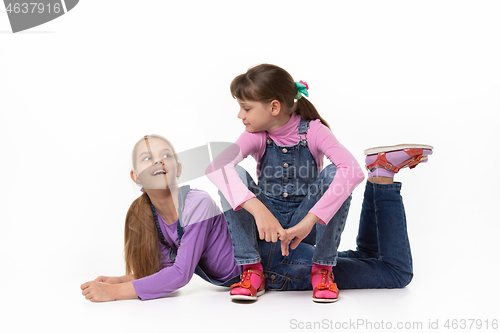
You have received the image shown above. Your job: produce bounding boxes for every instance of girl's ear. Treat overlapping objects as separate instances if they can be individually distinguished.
[176,163,182,178]
[269,100,282,116]
[130,170,141,184]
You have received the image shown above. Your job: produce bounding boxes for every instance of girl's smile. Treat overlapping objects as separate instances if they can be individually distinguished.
[151,165,167,176]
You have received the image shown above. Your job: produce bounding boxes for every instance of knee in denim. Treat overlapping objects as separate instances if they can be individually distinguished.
[318,164,337,183]
[234,165,253,186]
[393,270,413,288]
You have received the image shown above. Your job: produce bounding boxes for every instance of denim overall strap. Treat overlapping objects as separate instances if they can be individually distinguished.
[150,185,191,260]
[151,204,169,248]
[298,119,310,134]
[297,119,310,147]
[175,184,191,245]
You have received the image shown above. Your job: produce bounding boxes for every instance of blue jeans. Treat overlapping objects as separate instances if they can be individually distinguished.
[334,181,413,289]
[221,177,413,290]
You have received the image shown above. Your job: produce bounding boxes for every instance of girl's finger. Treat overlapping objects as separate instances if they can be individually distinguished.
[290,237,302,250]
[271,231,278,243]
[281,241,289,256]
[258,229,264,240]
[82,284,93,296]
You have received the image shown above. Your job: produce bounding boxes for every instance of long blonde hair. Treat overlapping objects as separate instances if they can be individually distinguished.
[124,193,160,278]
[124,135,179,279]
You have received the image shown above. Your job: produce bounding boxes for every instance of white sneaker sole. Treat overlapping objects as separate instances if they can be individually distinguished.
[364,144,433,156]
[312,296,339,303]
[230,289,265,301]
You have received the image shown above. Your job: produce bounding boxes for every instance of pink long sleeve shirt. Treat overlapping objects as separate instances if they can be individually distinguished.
[207,113,365,225]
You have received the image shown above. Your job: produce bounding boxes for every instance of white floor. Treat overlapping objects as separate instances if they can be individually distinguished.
[12,267,498,333]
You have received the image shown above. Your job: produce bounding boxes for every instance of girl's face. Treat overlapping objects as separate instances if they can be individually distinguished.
[236,98,274,133]
[131,138,181,190]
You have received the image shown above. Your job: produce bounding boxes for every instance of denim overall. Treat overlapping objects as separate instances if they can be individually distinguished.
[151,185,240,287]
[220,120,352,291]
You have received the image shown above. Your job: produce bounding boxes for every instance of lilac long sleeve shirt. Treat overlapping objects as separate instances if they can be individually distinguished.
[131,189,241,300]
[207,113,365,225]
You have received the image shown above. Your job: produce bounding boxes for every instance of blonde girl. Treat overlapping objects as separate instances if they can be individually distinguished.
[81,135,241,302]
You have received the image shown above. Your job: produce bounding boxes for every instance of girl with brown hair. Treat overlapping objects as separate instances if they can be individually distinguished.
[207,64,432,302]
[81,135,241,302]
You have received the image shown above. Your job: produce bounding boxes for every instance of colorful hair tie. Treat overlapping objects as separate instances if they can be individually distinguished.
[295,80,309,99]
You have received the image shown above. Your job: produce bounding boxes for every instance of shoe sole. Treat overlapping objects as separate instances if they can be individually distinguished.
[364,144,434,156]
[230,289,265,301]
[312,296,339,303]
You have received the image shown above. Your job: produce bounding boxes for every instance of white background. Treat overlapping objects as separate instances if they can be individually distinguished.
[1,1,499,332]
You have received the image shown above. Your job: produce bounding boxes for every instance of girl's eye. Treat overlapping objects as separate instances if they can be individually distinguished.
[244,108,250,112]
[163,153,172,158]
[142,156,151,161]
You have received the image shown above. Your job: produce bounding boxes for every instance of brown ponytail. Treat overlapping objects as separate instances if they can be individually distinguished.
[295,97,330,129]
[124,192,162,279]
[230,63,330,129]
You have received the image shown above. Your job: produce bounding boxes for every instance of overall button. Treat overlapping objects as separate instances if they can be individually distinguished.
[283,178,289,182]
[283,192,289,198]
[282,148,288,153]
[301,140,307,147]
[283,163,289,168]
[267,138,272,145]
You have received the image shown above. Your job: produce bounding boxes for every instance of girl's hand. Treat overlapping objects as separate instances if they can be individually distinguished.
[241,198,287,243]
[254,208,287,243]
[284,213,319,251]
[80,281,138,302]
[253,208,292,257]
[81,281,118,302]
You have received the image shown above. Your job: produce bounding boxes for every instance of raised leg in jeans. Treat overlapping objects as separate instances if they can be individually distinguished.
[334,181,413,289]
